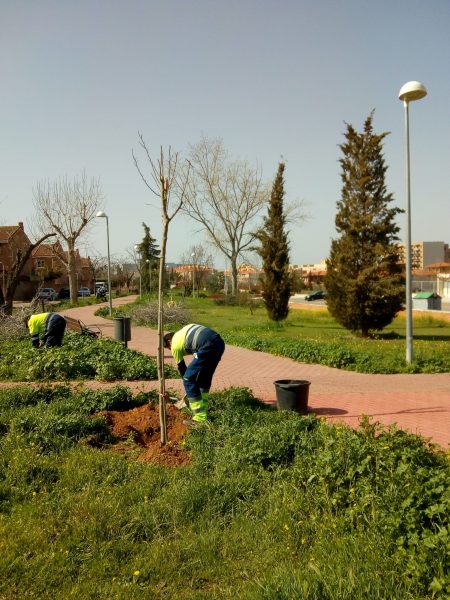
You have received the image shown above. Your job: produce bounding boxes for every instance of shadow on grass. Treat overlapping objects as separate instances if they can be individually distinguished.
[377,331,450,342]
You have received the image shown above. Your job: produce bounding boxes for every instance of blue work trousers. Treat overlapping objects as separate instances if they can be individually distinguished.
[183,336,225,399]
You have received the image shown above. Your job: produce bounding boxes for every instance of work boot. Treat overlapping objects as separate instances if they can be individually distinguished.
[188,396,207,423]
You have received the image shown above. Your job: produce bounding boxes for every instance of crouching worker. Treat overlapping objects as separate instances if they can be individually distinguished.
[163,324,225,425]
[26,312,67,348]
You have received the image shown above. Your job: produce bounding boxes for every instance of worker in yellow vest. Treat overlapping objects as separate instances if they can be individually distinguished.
[26,313,67,348]
[163,324,225,426]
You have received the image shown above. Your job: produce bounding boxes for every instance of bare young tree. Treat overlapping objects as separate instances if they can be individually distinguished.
[33,172,103,304]
[133,133,190,444]
[185,137,269,295]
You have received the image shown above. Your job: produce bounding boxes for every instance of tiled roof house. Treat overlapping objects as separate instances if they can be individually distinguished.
[0,222,34,300]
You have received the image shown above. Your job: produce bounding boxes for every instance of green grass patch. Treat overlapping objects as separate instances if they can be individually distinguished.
[0,385,448,598]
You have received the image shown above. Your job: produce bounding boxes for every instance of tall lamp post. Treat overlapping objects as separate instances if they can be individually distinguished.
[96,211,113,315]
[191,252,195,298]
[146,259,151,295]
[398,81,427,364]
[134,245,142,296]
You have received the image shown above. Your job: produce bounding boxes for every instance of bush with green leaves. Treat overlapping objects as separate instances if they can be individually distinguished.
[223,330,450,373]
[0,384,449,598]
[0,332,178,381]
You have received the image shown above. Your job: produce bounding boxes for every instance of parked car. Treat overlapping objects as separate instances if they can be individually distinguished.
[77,287,91,297]
[58,288,70,300]
[305,290,327,301]
[37,287,58,301]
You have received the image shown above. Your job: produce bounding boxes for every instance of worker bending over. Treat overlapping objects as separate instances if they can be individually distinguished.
[27,312,67,348]
[164,324,225,424]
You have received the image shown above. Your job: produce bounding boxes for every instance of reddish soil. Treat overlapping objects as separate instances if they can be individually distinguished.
[99,403,191,467]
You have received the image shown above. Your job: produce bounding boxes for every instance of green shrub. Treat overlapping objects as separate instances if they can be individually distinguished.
[0,334,178,381]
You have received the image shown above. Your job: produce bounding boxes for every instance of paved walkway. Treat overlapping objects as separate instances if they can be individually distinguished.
[60,297,450,449]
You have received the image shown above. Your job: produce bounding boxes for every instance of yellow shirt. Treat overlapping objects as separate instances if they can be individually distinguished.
[171,324,194,364]
[28,313,49,336]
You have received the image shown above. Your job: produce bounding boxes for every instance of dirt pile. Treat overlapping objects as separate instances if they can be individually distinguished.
[99,403,191,466]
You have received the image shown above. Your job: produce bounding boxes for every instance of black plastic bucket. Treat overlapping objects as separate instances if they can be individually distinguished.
[274,379,310,414]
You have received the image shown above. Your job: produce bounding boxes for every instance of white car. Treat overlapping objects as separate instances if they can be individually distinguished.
[77,287,91,297]
[37,287,58,301]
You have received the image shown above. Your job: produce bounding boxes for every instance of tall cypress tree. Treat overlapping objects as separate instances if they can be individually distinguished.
[325,113,404,337]
[256,162,291,322]
[136,223,160,292]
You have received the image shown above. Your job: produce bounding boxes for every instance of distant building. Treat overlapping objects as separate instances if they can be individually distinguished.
[0,221,94,300]
[397,241,450,269]
[289,261,327,287]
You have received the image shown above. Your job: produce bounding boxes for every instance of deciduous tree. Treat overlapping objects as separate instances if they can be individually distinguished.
[133,134,190,443]
[185,137,269,296]
[33,172,103,304]
[0,232,57,314]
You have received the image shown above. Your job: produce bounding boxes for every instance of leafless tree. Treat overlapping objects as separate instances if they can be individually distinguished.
[0,232,57,315]
[180,243,214,294]
[88,255,108,287]
[133,133,191,444]
[33,172,103,304]
[184,137,270,295]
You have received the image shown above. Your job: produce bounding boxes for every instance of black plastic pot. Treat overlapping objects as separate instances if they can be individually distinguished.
[274,379,310,414]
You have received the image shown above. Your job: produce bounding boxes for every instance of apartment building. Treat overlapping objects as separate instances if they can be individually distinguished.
[397,241,450,269]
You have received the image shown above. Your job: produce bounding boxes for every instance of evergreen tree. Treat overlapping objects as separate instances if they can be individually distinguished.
[256,162,291,322]
[136,223,160,293]
[325,113,404,337]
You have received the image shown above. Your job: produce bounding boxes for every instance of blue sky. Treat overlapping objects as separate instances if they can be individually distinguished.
[1,0,449,267]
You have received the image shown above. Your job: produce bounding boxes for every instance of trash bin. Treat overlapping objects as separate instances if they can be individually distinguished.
[274,379,310,414]
[114,316,131,347]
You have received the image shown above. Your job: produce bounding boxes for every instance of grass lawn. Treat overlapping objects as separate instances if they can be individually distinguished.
[1,301,449,598]
[0,384,449,599]
[119,296,450,374]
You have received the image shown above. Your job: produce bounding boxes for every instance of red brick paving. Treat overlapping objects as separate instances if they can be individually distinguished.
[60,297,450,449]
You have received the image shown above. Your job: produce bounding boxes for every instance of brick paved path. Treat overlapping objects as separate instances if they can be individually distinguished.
[61,297,450,449]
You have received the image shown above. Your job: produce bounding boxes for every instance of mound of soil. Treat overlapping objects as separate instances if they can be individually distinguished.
[99,403,191,467]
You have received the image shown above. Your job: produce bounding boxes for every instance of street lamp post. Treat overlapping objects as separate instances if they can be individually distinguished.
[96,211,113,315]
[134,245,142,297]
[191,253,195,298]
[398,81,427,364]
[146,259,151,295]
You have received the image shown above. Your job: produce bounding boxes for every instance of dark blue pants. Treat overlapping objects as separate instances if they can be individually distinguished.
[183,336,225,398]
[44,314,67,347]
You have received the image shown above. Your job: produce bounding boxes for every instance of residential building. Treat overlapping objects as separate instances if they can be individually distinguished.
[397,241,450,269]
[289,261,327,288]
[0,222,34,300]
[0,222,94,300]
